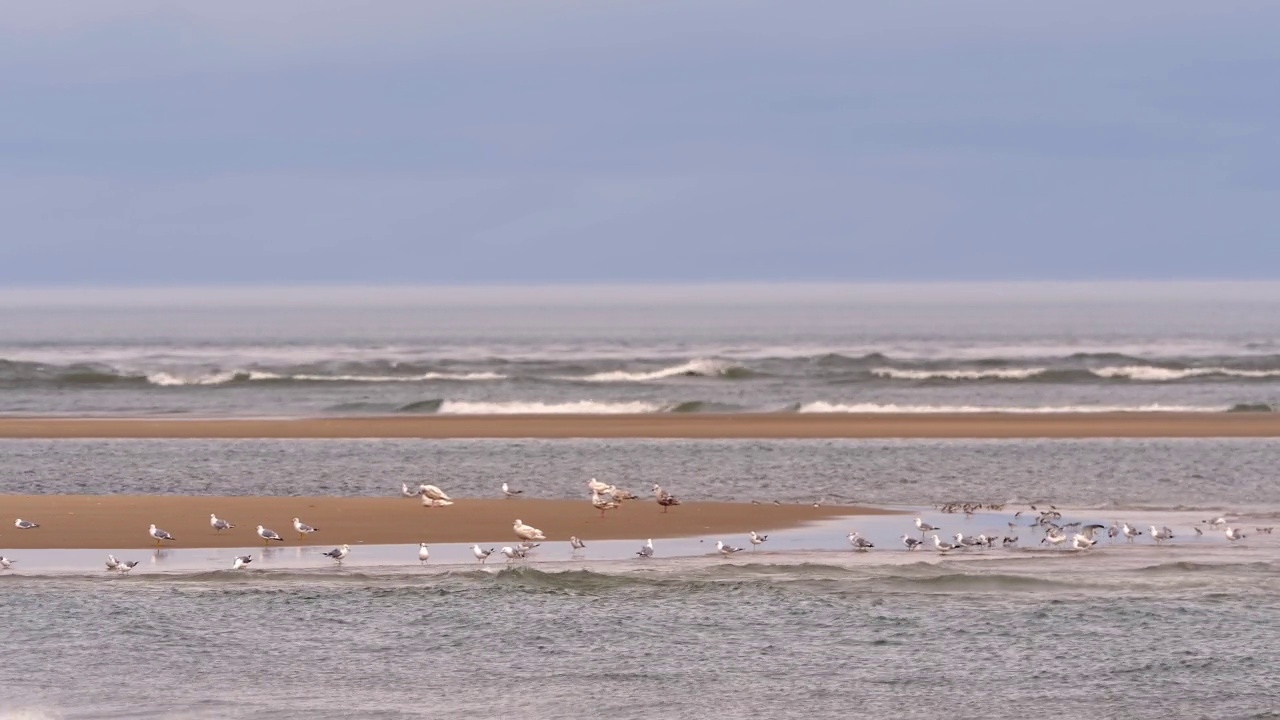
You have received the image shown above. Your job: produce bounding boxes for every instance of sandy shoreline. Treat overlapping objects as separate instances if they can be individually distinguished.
[1,413,1279,439]
[0,495,885,550]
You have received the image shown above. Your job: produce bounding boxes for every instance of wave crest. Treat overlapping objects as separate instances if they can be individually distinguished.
[576,358,746,382]
[796,402,1226,413]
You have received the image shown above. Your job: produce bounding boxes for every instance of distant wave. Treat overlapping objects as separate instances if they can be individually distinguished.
[146,370,506,386]
[436,400,664,414]
[574,358,749,382]
[872,367,1049,381]
[796,402,1229,414]
[1089,366,1280,381]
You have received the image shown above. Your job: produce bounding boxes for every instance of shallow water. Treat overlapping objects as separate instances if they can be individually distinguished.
[2,437,1280,718]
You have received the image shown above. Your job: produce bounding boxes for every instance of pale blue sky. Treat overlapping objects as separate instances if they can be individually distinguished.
[2,1,1277,284]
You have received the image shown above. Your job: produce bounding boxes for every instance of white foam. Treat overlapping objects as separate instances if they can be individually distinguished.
[436,400,663,414]
[1090,366,1280,381]
[576,358,739,382]
[144,370,504,386]
[797,402,1226,414]
[872,367,1048,380]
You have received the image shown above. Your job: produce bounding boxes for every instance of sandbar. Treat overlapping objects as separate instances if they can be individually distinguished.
[0,413,1279,439]
[0,495,887,550]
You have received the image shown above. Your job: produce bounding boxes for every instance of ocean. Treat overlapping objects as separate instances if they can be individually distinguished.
[2,437,1279,718]
[3,284,1280,718]
[3,282,1280,417]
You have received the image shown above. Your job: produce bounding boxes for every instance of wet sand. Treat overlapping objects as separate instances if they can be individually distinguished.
[1,413,1279,438]
[0,495,888,550]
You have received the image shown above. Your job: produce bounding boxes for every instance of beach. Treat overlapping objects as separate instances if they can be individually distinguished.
[2,412,1280,439]
[0,495,880,549]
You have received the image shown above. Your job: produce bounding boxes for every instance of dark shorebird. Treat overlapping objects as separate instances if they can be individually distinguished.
[653,484,681,513]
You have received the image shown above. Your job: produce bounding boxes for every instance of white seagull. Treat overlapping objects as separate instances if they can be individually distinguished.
[570,536,586,553]
[1225,527,1247,542]
[0,556,13,570]
[932,535,956,552]
[1121,523,1142,543]
[418,543,430,564]
[105,554,121,571]
[400,483,419,498]
[421,495,454,508]
[915,517,939,534]
[1150,526,1175,545]
[1071,533,1096,550]
[636,538,654,558]
[292,517,318,540]
[419,484,451,502]
[232,555,253,570]
[321,544,350,563]
[1042,529,1067,548]
[14,519,39,530]
[513,519,547,542]
[901,534,923,551]
[210,514,234,532]
[148,524,176,546]
[472,545,494,563]
[118,560,139,574]
[749,531,769,549]
[591,491,619,517]
[500,546,522,562]
[256,525,284,545]
[716,540,743,557]
[587,477,611,494]
[848,532,875,551]
[502,482,523,497]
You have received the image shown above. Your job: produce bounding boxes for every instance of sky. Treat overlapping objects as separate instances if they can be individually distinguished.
[2,1,1278,285]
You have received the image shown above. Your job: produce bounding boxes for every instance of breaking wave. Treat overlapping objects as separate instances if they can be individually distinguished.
[796,402,1229,414]
[575,358,749,382]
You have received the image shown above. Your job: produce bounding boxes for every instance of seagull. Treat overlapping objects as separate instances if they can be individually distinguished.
[587,477,611,494]
[1206,516,1228,528]
[915,517,939,534]
[292,518,318,540]
[513,519,547,542]
[0,557,13,570]
[901,534,923,551]
[954,533,981,549]
[607,486,639,502]
[118,560,139,574]
[232,555,253,570]
[749,531,769,549]
[148,524,176,546]
[1225,527,1246,542]
[1080,524,1106,541]
[500,546,522,562]
[472,545,494,564]
[256,525,284,545]
[105,554,121,571]
[1002,535,1019,547]
[1071,533,1096,550]
[637,538,654,558]
[421,495,455,508]
[653,484,681,513]
[932,535,956,552]
[1041,529,1067,548]
[418,543,430,564]
[1150,526,1175,545]
[518,541,540,555]
[716,540,743,557]
[848,532,875,551]
[501,482,523,498]
[570,536,586,553]
[591,491,620,517]
[210,514,234,532]
[419,484,452,503]
[400,483,419,498]
[1121,523,1142,543]
[14,519,39,530]
[321,544,350,563]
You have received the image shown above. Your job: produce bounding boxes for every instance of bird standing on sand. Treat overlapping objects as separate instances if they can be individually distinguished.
[716,540,743,557]
[256,525,284,545]
[914,517,938,534]
[105,554,121,571]
[14,519,39,530]
[513,519,547,542]
[636,538,655,558]
[418,543,430,564]
[1121,523,1142,543]
[118,560,139,573]
[148,524,176,546]
[472,545,494,564]
[1071,534,1096,550]
[420,484,451,503]
[749,531,768,550]
[932,535,956,552]
[901,535,923,551]
[0,557,13,570]
[848,532,875,551]
[570,536,586,554]
[502,482,523,498]
[591,491,619,518]
[1225,527,1246,542]
[1150,526,1175,545]
[653,484,681,513]
[232,555,253,570]
[292,517,318,540]
[210,514,234,532]
[321,544,350,563]
[500,546,523,563]
[587,478,611,494]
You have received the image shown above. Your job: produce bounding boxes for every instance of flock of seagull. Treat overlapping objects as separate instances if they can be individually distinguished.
[3,486,1273,573]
